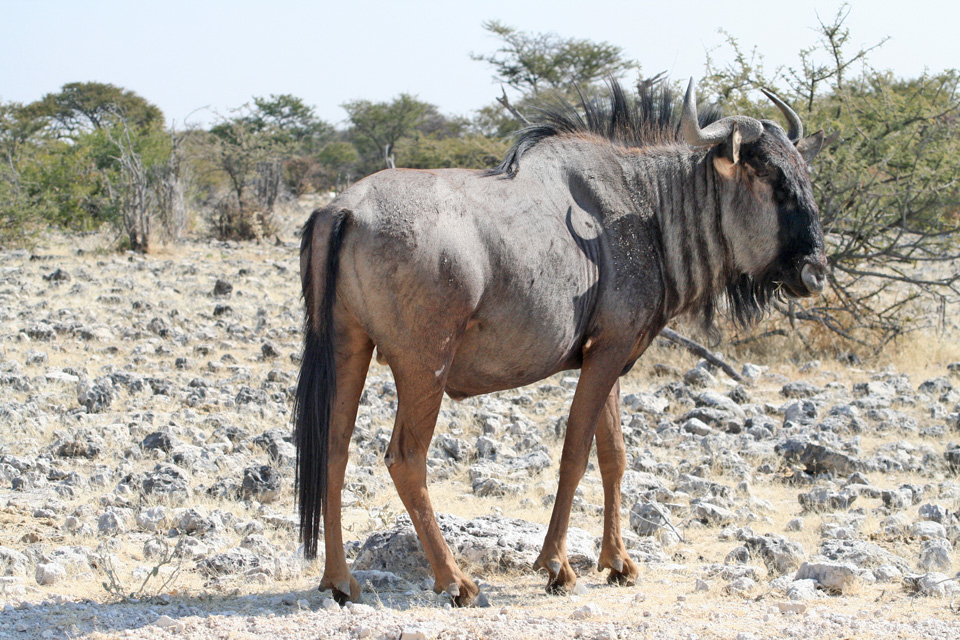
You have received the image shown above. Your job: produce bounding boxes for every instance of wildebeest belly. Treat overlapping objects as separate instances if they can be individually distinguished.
[442,280,594,398]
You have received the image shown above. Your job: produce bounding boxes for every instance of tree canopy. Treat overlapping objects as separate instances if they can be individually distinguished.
[22,81,164,140]
[471,20,637,96]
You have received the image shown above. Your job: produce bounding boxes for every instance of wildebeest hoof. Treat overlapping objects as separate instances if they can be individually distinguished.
[607,568,635,586]
[327,576,361,605]
[538,558,577,595]
[435,577,479,607]
[602,555,639,587]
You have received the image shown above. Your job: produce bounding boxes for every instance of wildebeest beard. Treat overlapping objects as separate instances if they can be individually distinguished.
[724,268,784,329]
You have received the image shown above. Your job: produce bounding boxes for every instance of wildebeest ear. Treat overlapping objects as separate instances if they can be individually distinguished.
[796,130,825,164]
[713,123,742,179]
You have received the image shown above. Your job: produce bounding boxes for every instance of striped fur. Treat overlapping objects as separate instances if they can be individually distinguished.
[494,80,821,333]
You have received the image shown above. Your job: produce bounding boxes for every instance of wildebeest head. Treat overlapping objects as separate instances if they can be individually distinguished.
[681,80,828,322]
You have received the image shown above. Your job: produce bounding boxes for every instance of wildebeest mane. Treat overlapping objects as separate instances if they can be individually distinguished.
[490,79,724,177]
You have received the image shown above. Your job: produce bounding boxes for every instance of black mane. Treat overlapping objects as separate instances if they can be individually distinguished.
[490,79,724,177]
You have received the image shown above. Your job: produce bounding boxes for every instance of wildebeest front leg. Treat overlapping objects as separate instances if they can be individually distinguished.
[594,379,640,585]
[385,363,480,606]
[535,350,625,594]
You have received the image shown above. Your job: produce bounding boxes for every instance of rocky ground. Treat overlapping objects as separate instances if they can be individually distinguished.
[1,214,960,639]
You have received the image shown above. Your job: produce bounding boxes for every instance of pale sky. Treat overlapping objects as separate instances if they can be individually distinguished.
[1,0,955,127]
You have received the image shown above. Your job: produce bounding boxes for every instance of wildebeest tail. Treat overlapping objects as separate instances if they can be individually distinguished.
[294,208,348,560]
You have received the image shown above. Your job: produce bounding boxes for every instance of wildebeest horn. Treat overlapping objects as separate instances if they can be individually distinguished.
[681,78,763,147]
[759,88,802,142]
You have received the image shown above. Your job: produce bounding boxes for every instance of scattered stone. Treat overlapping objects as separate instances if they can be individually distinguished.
[919,377,952,395]
[741,363,767,380]
[213,279,233,296]
[873,564,902,583]
[142,464,192,502]
[795,443,863,476]
[918,539,953,572]
[78,381,113,413]
[723,577,756,595]
[198,547,262,577]
[154,615,185,631]
[236,386,268,405]
[622,392,669,415]
[785,518,804,532]
[781,381,822,399]
[692,502,736,526]
[320,597,340,611]
[141,431,179,453]
[819,538,911,573]
[798,486,857,513]
[906,572,960,597]
[27,322,56,341]
[55,433,103,459]
[352,569,414,592]
[400,626,436,640]
[629,501,670,536]
[684,367,717,389]
[777,601,807,614]
[743,534,805,576]
[682,417,714,436]
[136,506,169,532]
[911,520,948,540]
[97,510,126,535]
[472,477,521,497]
[240,465,282,504]
[917,503,951,524]
[571,603,602,619]
[881,488,913,510]
[261,341,280,359]
[147,317,170,337]
[783,400,818,425]
[174,507,214,535]
[35,562,66,585]
[43,268,71,283]
[239,533,276,558]
[795,561,859,593]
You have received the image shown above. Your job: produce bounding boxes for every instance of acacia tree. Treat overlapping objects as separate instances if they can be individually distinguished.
[207,107,277,239]
[1,84,176,242]
[341,94,431,172]
[472,20,637,97]
[249,94,334,196]
[471,21,639,139]
[23,82,163,141]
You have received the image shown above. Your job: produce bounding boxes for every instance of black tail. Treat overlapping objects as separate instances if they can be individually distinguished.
[294,208,348,560]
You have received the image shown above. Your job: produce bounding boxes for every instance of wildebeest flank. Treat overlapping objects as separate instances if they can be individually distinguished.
[295,79,828,605]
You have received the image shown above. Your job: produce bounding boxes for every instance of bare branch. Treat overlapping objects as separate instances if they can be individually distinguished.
[659,328,743,383]
[496,86,531,125]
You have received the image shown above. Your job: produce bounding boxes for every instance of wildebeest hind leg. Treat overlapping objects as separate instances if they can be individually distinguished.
[535,350,626,594]
[384,361,480,607]
[319,323,373,604]
[594,380,640,585]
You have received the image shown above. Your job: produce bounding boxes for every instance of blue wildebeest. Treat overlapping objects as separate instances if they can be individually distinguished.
[295,79,827,605]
